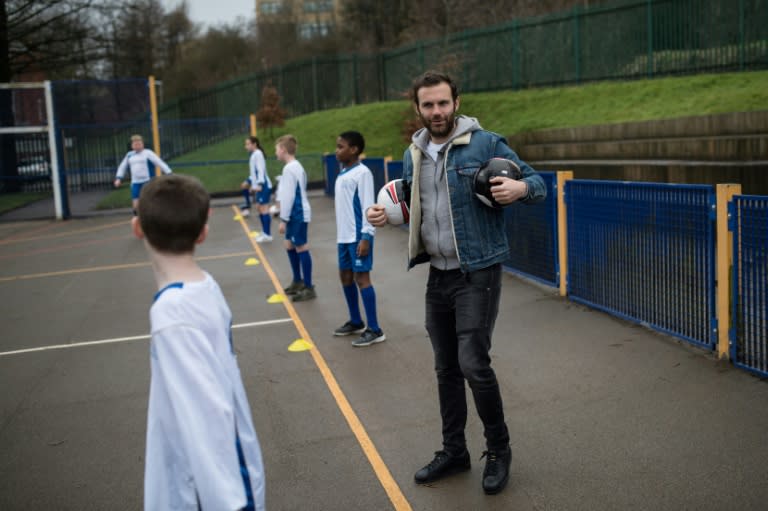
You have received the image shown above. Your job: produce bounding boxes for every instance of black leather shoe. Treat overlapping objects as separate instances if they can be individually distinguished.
[414,449,471,484]
[481,446,512,495]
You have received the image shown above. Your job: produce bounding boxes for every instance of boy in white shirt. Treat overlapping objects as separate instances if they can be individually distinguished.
[332,131,385,347]
[132,174,265,511]
[114,134,173,215]
[275,134,316,302]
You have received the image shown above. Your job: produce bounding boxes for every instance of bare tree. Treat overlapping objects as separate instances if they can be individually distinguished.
[341,0,413,50]
[4,0,99,78]
[1,0,103,191]
[164,21,256,98]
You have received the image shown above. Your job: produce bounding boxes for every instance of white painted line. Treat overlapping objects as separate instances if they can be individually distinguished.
[0,318,293,357]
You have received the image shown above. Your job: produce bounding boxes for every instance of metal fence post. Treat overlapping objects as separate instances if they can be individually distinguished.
[573,5,581,84]
[739,0,745,71]
[646,0,654,78]
[312,57,319,112]
[557,171,574,297]
[149,75,161,165]
[716,183,741,359]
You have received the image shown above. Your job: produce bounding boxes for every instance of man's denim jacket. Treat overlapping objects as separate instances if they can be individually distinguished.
[403,129,547,272]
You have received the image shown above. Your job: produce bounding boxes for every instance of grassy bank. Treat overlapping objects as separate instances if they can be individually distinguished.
[2,70,766,213]
[90,69,768,210]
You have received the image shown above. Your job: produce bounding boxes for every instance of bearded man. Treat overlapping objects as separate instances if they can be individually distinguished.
[367,70,546,495]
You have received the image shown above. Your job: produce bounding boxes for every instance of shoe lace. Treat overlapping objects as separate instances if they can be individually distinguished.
[480,451,500,475]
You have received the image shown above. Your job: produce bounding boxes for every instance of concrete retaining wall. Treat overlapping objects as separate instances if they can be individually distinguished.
[508,111,768,194]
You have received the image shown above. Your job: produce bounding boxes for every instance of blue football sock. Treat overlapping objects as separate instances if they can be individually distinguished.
[360,286,380,332]
[287,249,301,282]
[299,251,313,288]
[242,189,251,208]
[260,214,271,235]
[343,284,363,325]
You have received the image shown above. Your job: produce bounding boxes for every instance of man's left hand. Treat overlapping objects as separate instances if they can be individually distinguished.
[490,176,528,205]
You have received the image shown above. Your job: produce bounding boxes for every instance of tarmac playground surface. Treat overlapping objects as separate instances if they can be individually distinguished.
[1,192,768,510]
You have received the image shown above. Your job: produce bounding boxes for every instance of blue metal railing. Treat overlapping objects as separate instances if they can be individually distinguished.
[503,171,559,286]
[566,180,717,348]
[730,195,768,377]
[322,155,388,198]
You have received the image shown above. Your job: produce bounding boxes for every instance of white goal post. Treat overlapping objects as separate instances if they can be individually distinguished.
[0,81,68,219]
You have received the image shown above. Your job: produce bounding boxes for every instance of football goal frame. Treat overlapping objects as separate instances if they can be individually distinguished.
[0,81,68,219]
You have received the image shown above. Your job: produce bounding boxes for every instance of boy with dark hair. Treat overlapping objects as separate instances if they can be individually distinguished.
[333,131,385,347]
[275,134,316,302]
[133,174,266,511]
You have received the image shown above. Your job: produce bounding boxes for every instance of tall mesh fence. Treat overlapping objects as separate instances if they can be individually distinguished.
[53,79,151,192]
[162,0,768,119]
[731,195,768,377]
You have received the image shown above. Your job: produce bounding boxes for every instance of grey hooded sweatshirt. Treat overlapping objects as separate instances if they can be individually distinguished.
[411,115,482,270]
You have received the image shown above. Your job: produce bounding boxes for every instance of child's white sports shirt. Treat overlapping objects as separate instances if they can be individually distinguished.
[145,273,265,511]
[334,162,376,243]
[249,149,271,189]
[115,149,172,184]
[276,159,311,223]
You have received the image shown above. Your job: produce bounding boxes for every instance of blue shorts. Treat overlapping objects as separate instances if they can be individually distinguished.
[131,181,147,200]
[286,221,308,247]
[245,179,271,205]
[255,184,271,205]
[338,240,374,272]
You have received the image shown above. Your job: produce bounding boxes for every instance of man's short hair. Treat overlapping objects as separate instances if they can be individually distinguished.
[339,131,365,154]
[138,174,210,254]
[411,70,459,105]
[130,134,144,143]
[276,134,298,155]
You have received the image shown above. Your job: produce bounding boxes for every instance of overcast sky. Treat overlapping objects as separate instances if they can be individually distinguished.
[162,0,256,28]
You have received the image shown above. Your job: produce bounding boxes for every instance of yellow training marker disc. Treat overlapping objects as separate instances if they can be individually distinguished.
[233,214,242,221]
[250,231,261,238]
[245,258,260,266]
[288,339,313,352]
[267,293,284,303]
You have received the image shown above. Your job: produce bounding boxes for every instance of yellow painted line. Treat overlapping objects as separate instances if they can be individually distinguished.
[0,251,254,283]
[0,318,293,357]
[232,206,412,511]
[0,219,130,245]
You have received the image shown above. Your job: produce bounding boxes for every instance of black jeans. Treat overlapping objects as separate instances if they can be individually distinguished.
[425,263,509,455]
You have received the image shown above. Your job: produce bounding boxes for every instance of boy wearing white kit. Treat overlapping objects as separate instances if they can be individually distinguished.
[114,134,172,215]
[133,174,265,511]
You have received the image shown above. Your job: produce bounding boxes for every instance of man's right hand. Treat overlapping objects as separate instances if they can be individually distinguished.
[113,178,121,188]
[366,204,388,227]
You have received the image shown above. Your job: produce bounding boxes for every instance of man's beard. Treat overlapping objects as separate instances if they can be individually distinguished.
[419,108,457,139]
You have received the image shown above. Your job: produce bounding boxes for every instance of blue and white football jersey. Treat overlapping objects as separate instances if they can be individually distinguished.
[115,149,172,184]
[249,149,271,189]
[145,273,265,511]
[276,159,311,223]
[334,162,376,243]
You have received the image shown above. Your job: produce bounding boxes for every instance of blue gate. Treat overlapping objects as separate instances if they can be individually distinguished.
[566,181,717,348]
[730,195,768,377]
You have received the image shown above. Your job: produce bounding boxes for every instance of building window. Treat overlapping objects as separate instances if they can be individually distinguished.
[303,0,333,13]
[260,2,282,15]
[298,21,333,39]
